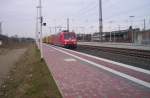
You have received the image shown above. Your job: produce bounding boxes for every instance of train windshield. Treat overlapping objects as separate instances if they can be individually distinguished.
[64,33,76,39]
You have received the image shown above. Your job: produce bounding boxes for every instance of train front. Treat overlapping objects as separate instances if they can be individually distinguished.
[63,32,77,49]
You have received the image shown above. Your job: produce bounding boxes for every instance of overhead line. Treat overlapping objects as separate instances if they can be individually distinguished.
[104,2,150,20]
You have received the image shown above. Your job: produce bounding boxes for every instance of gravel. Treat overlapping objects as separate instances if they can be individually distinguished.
[75,46,150,70]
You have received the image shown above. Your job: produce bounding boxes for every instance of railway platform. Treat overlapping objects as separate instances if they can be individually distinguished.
[43,44,150,98]
[78,42,150,51]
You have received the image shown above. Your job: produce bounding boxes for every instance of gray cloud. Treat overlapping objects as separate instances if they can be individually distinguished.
[0,0,150,38]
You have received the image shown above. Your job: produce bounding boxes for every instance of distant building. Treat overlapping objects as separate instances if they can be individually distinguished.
[92,28,140,43]
[77,34,92,41]
[76,27,150,45]
[92,32,107,41]
[0,34,8,46]
[140,30,150,45]
[130,29,150,45]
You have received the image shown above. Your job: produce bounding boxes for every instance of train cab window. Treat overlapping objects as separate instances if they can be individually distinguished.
[64,33,75,39]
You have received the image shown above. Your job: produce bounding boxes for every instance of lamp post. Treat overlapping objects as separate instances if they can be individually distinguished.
[129,16,135,27]
[109,21,113,42]
[81,27,85,41]
[67,18,69,32]
[0,22,2,34]
[129,16,135,43]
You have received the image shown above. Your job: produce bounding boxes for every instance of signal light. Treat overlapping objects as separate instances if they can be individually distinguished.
[43,23,46,26]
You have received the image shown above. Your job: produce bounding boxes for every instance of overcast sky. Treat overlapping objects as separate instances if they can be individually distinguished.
[0,0,150,38]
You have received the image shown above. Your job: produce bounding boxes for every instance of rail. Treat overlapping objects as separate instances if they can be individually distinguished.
[77,45,150,59]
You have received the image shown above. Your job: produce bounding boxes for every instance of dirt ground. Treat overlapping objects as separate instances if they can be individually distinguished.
[0,48,27,85]
[0,45,62,98]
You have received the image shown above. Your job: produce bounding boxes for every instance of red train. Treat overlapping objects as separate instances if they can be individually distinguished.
[44,30,77,49]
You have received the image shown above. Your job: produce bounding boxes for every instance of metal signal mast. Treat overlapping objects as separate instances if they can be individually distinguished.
[39,0,43,59]
[99,0,103,41]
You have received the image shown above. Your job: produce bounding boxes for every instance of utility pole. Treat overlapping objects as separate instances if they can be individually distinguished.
[99,0,103,41]
[0,22,2,34]
[115,25,120,42]
[67,18,69,32]
[54,26,57,33]
[79,26,85,41]
[143,19,146,31]
[49,27,52,34]
[109,21,112,42]
[39,0,43,59]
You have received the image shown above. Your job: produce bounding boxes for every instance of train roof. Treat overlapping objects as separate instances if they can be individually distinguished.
[60,31,75,34]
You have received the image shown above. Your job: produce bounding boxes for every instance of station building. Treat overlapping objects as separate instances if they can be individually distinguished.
[92,28,150,45]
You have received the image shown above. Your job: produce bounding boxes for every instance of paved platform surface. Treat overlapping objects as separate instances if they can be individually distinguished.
[43,44,150,98]
[78,42,150,51]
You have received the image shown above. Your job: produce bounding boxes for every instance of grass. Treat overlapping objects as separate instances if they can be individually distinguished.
[1,44,62,98]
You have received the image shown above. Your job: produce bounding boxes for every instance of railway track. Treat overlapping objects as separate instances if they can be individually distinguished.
[77,45,150,59]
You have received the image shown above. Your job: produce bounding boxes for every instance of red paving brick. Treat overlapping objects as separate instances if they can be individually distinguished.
[60,47,150,83]
[43,45,150,98]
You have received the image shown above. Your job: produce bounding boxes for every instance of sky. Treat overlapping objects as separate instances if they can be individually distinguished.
[0,0,150,38]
